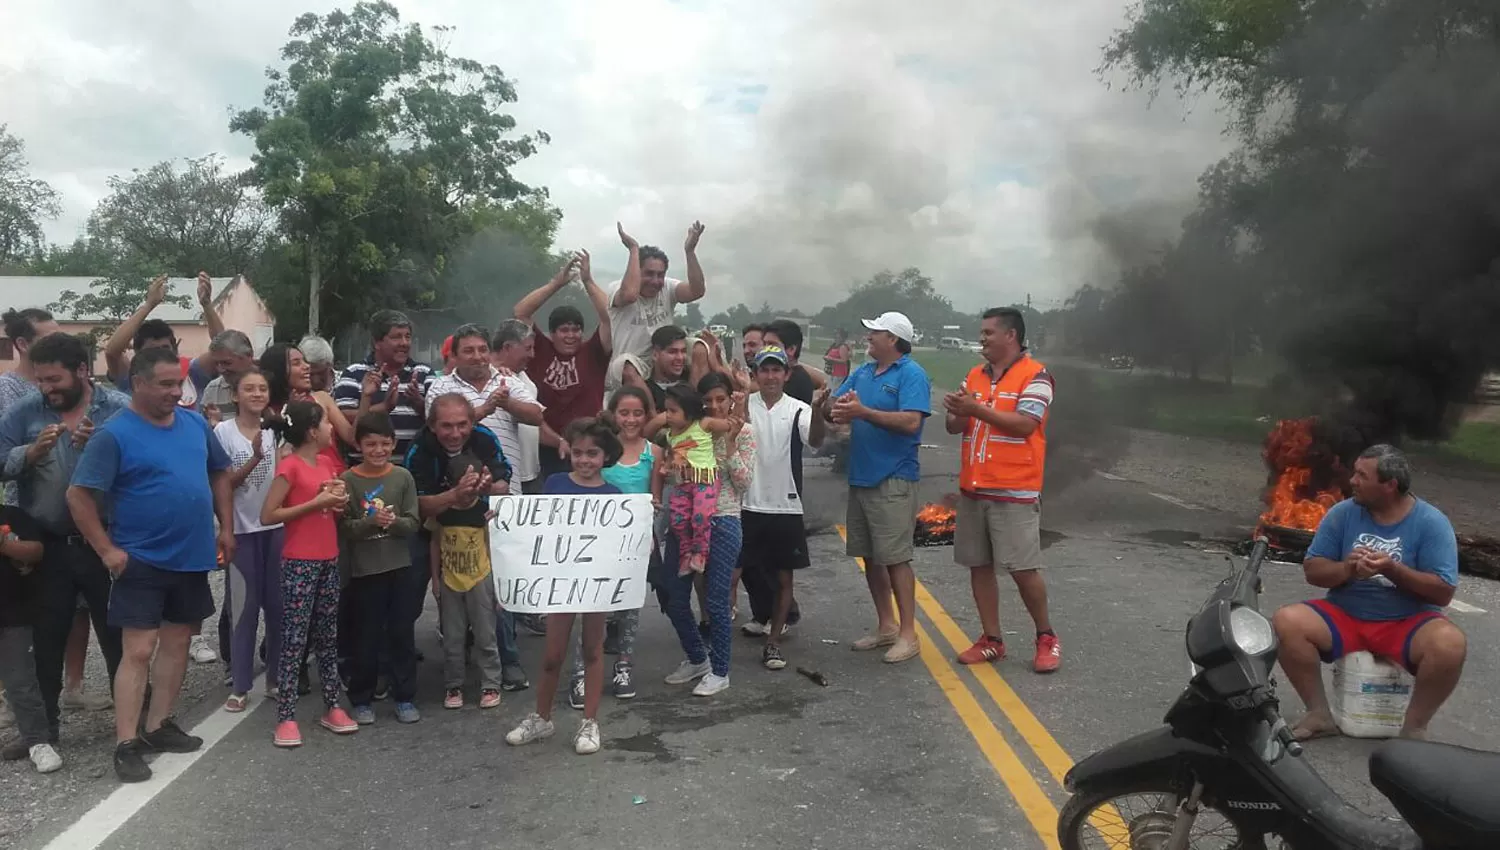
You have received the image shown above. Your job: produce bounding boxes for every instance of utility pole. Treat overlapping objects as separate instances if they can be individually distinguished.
[1026,293,1032,311]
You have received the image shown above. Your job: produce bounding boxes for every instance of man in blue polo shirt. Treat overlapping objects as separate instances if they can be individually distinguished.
[828,311,931,664]
[67,347,235,783]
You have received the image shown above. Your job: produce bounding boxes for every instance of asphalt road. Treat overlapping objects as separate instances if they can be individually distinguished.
[10,418,1500,850]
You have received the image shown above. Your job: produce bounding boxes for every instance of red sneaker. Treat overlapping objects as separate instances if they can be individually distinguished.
[320,707,359,734]
[1033,633,1061,674]
[957,635,1006,665]
[273,720,302,748]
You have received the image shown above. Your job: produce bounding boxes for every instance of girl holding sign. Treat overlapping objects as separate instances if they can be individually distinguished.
[565,387,654,708]
[505,417,623,756]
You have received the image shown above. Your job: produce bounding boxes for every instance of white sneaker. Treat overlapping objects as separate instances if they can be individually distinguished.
[574,718,601,755]
[693,673,730,697]
[505,713,555,746]
[740,621,769,637]
[190,637,218,664]
[29,743,62,774]
[664,659,711,685]
[63,687,113,711]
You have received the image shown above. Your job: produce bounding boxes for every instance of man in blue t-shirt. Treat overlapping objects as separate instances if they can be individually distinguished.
[827,311,931,665]
[1271,444,1466,742]
[66,347,235,784]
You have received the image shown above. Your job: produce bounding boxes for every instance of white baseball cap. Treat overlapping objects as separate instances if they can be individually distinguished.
[861,311,915,343]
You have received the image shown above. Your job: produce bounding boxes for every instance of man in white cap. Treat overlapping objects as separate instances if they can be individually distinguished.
[826,311,931,664]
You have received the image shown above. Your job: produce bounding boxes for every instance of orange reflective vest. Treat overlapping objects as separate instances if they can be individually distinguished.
[959,355,1048,496]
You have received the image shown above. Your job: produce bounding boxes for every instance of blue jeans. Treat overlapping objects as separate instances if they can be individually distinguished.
[665,516,740,677]
[496,608,521,667]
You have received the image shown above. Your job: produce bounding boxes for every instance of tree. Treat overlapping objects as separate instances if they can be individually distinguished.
[0,126,60,269]
[43,155,271,339]
[89,155,272,276]
[680,302,705,329]
[231,1,555,338]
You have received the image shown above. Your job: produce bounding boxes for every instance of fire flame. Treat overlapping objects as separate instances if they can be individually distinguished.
[916,503,956,537]
[1258,418,1346,532]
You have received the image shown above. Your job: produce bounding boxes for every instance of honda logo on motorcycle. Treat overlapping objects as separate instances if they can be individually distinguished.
[1226,800,1282,811]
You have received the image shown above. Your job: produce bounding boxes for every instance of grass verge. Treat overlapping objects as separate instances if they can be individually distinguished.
[906,349,1500,469]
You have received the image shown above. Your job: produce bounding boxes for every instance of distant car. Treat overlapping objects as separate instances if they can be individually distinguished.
[708,324,729,337]
[962,341,982,354]
[939,336,966,350]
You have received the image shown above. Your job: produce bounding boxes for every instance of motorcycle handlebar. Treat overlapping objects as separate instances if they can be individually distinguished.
[1260,702,1304,758]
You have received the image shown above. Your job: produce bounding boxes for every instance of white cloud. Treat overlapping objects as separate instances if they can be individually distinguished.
[0,0,1237,315]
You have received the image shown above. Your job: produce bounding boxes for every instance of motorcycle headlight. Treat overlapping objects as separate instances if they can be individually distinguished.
[1229,606,1275,656]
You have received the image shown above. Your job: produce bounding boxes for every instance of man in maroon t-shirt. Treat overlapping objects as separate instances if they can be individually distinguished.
[514,246,636,479]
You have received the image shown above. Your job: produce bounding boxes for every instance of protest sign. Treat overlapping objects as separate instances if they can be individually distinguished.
[488,493,654,614]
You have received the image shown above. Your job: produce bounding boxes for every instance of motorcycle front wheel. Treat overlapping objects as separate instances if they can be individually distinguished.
[1058,783,1285,850]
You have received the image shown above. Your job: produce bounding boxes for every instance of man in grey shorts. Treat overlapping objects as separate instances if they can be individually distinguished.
[943,307,1060,673]
[828,311,932,664]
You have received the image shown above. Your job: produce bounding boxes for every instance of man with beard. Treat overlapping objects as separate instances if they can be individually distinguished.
[608,222,706,361]
[0,309,59,414]
[68,346,234,782]
[515,235,634,479]
[333,310,436,464]
[0,332,129,756]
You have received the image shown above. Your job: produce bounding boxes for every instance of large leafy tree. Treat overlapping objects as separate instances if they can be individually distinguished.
[230,1,556,338]
[1095,0,1500,438]
[45,155,270,335]
[0,126,61,269]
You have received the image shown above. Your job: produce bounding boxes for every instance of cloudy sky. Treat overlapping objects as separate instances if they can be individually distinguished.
[1,0,1235,315]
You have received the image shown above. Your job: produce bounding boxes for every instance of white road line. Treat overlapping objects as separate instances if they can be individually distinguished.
[1449,599,1488,614]
[1095,470,1128,482]
[45,672,266,850]
[1148,492,1202,511]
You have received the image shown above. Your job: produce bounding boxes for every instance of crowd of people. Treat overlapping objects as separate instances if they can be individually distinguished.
[0,221,1074,782]
[0,217,1468,794]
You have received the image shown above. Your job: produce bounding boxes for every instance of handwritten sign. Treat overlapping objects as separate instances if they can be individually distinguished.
[488,493,654,613]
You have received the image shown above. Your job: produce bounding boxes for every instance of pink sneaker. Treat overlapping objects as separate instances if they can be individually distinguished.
[320,707,359,734]
[444,688,464,710]
[273,720,302,748]
[479,689,502,709]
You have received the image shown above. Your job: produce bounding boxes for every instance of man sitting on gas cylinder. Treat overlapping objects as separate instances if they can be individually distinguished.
[1271,444,1466,741]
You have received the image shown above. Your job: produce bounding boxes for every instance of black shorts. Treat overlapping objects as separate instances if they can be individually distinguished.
[108,558,215,630]
[739,511,810,572]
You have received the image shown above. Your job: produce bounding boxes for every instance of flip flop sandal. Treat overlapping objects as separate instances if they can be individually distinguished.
[224,694,249,713]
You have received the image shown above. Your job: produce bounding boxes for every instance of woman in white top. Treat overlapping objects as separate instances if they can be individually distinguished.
[662,372,754,697]
[213,368,284,711]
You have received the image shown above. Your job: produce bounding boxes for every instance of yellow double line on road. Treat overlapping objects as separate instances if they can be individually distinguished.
[836,526,1079,850]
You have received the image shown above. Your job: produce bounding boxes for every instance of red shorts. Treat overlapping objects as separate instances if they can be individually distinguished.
[1304,599,1443,672]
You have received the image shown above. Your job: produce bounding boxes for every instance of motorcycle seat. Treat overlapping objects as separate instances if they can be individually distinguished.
[1370,739,1500,847]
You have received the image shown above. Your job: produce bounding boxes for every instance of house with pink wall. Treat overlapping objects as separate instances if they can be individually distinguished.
[0,275,276,375]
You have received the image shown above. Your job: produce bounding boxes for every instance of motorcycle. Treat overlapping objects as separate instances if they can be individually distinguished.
[1057,537,1500,849]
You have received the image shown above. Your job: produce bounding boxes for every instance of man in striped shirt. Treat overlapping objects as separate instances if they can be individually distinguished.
[424,323,544,485]
[943,307,1060,673]
[333,310,436,465]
